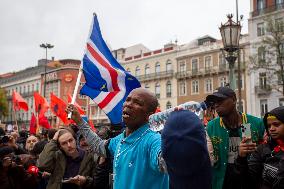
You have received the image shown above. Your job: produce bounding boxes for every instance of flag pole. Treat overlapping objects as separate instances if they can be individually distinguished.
[12,108,18,130]
[68,63,83,119]
[36,112,40,135]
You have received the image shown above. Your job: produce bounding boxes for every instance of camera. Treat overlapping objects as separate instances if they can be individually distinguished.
[0,135,9,144]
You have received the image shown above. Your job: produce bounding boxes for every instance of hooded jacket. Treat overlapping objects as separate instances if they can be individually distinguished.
[162,110,212,189]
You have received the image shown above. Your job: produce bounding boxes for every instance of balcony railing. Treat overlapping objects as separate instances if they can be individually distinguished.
[255,85,272,96]
[136,70,174,81]
[252,3,284,17]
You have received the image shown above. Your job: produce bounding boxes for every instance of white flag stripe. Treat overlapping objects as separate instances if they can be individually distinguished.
[86,48,113,91]
[88,40,127,83]
[92,91,109,104]
[103,91,125,113]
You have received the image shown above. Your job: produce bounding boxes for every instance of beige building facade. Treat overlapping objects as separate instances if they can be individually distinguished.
[120,43,179,111]
[176,35,250,112]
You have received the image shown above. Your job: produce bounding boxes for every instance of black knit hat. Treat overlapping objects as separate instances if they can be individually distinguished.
[263,106,284,133]
[161,110,212,189]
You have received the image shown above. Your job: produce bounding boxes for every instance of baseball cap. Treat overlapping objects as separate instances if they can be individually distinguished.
[206,87,236,103]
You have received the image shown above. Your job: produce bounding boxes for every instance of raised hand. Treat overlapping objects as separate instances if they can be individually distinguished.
[66,104,83,125]
[239,137,257,157]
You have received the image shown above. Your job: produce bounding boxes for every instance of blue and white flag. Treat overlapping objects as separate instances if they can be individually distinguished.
[80,14,141,124]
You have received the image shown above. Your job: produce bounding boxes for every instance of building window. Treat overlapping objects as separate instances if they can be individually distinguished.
[258,46,266,64]
[220,77,227,87]
[205,56,212,71]
[259,73,267,88]
[166,81,172,97]
[19,86,22,93]
[257,0,265,10]
[36,83,39,91]
[279,98,284,106]
[166,101,172,109]
[192,80,199,94]
[155,62,160,73]
[79,94,87,99]
[135,66,140,76]
[260,99,268,117]
[27,85,30,93]
[166,60,172,72]
[179,61,186,72]
[275,18,284,32]
[276,0,284,6]
[219,53,227,71]
[205,79,213,93]
[179,81,186,96]
[145,64,150,75]
[144,83,150,89]
[236,76,243,89]
[155,83,160,99]
[90,105,97,116]
[192,58,198,72]
[257,23,265,36]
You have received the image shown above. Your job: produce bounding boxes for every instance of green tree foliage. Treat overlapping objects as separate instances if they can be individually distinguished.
[249,17,284,95]
[0,87,8,119]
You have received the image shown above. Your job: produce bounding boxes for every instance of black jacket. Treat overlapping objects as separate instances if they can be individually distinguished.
[236,139,284,189]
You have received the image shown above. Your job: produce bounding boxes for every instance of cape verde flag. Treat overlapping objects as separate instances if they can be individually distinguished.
[80,14,141,124]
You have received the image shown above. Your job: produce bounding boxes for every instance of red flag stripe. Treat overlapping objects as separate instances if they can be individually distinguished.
[87,43,120,91]
[98,91,119,109]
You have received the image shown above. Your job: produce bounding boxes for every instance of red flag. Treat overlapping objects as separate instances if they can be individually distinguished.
[50,93,69,125]
[12,91,28,111]
[29,113,37,134]
[88,120,97,132]
[34,92,49,117]
[67,94,85,115]
[38,115,51,129]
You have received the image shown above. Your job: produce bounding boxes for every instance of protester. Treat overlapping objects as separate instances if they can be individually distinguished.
[206,86,265,189]
[38,127,97,189]
[0,129,27,155]
[78,135,90,152]
[40,128,49,141]
[67,88,169,189]
[25,135,39,153]
[162,110,212,189]
[17,130,29,149]
[0,146,37,189]
[10,131,19,142]
[236,106,284,189]
[47,128,57,141]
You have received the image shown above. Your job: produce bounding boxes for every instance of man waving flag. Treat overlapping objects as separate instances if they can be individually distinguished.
[80,14,141,124]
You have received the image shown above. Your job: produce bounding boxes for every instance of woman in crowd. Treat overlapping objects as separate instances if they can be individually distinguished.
[236,106,284,189]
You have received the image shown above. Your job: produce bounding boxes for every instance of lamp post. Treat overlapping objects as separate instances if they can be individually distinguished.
[40,43,54,97]
[219,14,241,90]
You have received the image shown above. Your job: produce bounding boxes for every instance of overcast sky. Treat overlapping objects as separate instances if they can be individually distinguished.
[0,0,250,74]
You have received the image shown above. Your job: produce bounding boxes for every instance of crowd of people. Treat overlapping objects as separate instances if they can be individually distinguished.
[1,86,284,189]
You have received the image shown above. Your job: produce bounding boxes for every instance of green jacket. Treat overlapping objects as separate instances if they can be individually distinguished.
[38,140,98,189]
[206,113,265,189]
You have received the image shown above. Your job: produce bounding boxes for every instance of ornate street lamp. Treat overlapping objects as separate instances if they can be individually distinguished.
[219,14,241,90]
[40,43,54,97]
